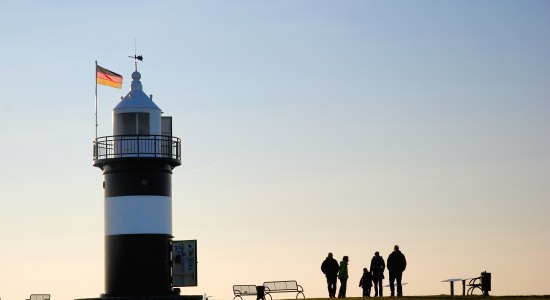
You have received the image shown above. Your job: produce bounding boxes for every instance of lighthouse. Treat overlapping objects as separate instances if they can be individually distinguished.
[92,68,182,298]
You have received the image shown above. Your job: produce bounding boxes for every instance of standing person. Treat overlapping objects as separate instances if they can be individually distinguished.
[387,245,407,297]
[370,251,385,297]
[321,252,340,298]
[359,267,373,297]
[337,256,349,298]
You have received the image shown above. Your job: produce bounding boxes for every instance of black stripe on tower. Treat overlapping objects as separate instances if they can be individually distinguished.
[105,234,172,297]
[103,161,173,197]
[102,159,174,297]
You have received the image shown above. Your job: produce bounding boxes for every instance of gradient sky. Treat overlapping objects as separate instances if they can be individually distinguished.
[1,1,549,299]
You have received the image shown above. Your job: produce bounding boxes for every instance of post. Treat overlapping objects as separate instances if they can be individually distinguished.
[95,60,98,140]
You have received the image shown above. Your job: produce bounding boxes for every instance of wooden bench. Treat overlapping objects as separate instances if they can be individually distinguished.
[26,295,50,300]
[233,285,258,300]
[442,271,491,296]
[263,280,305,300]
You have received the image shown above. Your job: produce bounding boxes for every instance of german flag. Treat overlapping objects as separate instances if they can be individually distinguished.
[97,65,123,89]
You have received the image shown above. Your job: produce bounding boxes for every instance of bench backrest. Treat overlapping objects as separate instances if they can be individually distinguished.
[233,285,257,295]
[264,281,298,291]
[29,295,50,300]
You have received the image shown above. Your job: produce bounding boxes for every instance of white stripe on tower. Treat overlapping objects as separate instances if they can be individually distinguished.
[105,195,172,235]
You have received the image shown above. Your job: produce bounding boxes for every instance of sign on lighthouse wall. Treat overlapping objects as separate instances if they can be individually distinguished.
[172,240,198,287]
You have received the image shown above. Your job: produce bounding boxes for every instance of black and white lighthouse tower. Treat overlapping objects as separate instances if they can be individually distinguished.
[92,67,182,298]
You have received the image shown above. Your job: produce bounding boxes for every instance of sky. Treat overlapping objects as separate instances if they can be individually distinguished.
[0,0,549,299]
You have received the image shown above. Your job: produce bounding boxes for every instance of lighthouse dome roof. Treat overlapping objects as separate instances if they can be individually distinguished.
[114,71,160,111]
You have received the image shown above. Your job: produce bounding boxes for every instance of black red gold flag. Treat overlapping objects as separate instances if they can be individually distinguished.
[96,65,123,88]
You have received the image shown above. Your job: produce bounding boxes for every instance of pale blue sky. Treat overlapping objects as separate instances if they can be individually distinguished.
[0,1,549,299]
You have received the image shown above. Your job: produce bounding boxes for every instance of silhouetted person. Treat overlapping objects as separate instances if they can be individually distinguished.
[337,256,349,298]
[321,252,340,298]
[359,267,373,297]
[370,251,385,297]
[387,245,407,297]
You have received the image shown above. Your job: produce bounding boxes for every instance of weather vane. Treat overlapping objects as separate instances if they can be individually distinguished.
[128,38,143,71]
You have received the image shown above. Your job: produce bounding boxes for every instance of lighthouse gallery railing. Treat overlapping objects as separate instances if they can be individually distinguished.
[93,135,181,161]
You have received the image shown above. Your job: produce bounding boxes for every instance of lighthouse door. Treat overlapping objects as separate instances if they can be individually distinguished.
[161,117,172,157]
[161,116,172,136]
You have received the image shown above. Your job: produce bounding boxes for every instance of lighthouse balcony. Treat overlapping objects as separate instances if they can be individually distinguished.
[93,135,181,167]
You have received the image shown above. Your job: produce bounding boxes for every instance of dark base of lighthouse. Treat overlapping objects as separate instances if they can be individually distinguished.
[105,234,172,296]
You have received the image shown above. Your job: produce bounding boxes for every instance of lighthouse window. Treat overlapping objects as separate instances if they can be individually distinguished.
[137,113,150,135]
[117,113,150,135]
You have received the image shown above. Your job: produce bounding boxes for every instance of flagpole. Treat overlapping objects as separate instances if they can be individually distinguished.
[95,60,98,140]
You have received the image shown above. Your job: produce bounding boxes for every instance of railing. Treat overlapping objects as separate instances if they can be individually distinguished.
[93,135,181,162]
